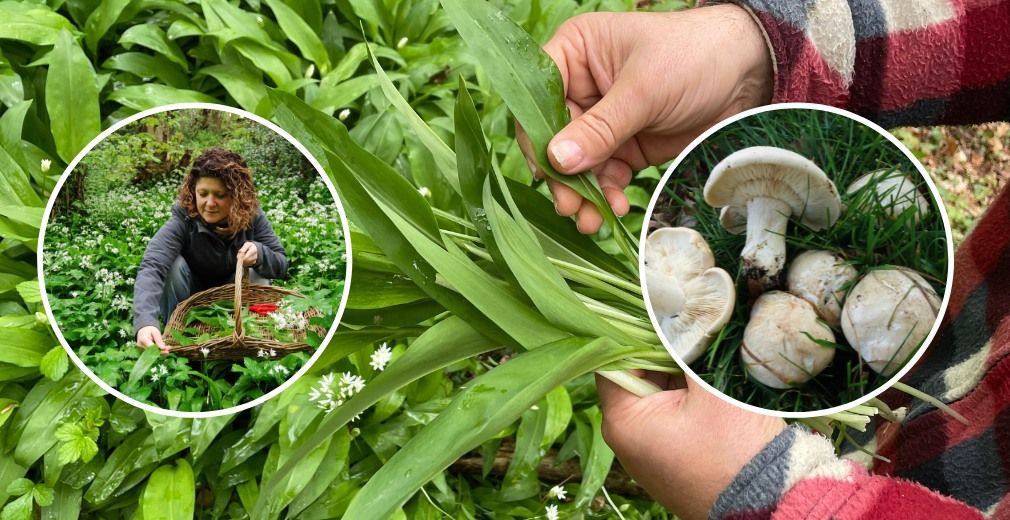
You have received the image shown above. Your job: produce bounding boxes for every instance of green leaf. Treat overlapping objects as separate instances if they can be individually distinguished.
[46,30,100,163]
[228,37,295,86]
[0,494,31,520]
[440,0,638,270]
[197,64,266,112]
[389,210,568,347]
[39,346,68,381]
[500,403,547,500]
[4,479,30,497]
[141,459,195,520]
[0,399,17,429]
[106,84,217,111]
[0,100,40,205]
[0,208,42,230]
[543,385,572,447]
[574,406,614,509]
[84,0,134,55]
[102,52,188,88]
[311,73,383,114]
[264,0,331,74]
[117,24,189,71]
[55,423,99,465]
[0,328,49,367]
[0,2,76,46]
[342,336,640,518]
[31,484,53,507]
[369,44,459,193]
[483,176,637,342]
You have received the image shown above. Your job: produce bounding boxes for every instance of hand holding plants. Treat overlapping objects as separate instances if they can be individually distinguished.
[136,325,169,355]
[596,371,786,520]
[522,5,773,233]
[238,241,258,267]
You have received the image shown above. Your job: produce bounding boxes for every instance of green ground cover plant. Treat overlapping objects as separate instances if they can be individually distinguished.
[0,0,976,518]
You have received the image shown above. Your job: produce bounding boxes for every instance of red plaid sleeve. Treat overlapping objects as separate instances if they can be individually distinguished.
[705,0,1010,128]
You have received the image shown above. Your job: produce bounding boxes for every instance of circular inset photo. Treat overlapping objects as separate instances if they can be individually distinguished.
[39,104,351,416]
[643,104,952,415]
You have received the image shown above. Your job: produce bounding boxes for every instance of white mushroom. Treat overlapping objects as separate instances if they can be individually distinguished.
[645,227,736,365]
[847,169,930,222]
[841,267,941,376]
[704,147,842,294]
[741,291,836,389]
[786,250,858,329]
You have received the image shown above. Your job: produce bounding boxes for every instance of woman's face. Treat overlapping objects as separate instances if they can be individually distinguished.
[194,177,232,224]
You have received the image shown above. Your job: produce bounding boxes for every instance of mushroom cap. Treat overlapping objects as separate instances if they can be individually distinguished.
[704,146,842,231]
[786,250,858,329]
[644,227,715,283]
[741,291,836,389]
[841,267,941,376]
[846,169,930,221]
[658,267,736,365]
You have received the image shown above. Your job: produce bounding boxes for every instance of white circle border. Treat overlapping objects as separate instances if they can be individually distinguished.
[639,102,956,419]
[37,102,354,419]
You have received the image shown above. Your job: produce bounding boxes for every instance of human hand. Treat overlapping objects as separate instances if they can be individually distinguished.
[238,241,258,267]
[521,5,773,233]
[136,325,169,355]
[597,371,786,520]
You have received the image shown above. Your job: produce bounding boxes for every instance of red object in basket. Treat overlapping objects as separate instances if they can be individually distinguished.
[249,303,279,317]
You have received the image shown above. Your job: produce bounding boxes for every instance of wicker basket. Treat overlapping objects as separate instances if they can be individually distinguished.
[165,261,322,360]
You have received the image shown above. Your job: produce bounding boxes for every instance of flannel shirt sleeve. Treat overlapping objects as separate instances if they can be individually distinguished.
[703,0,1010,127]
[709,425,985,520]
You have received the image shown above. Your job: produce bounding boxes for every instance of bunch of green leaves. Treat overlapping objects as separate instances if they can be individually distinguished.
[658,108,949,412]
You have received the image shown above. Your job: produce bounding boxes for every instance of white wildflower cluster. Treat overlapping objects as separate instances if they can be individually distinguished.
[369,343,392,371]
[257,348,279,358]
[269,364,290,377]
[308,371,366,414]
[95,267,125,298]
[544,485,567,520]
[270,302,307,331]
[44,249,73,270]
[149,363,170,382]
[79,255,93,270]
[111,294,130,311]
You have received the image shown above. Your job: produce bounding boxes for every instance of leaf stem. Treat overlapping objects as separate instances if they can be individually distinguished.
[892,382,969,425]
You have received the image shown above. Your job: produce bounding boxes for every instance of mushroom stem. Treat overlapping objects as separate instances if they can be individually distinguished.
[742,196,792,293]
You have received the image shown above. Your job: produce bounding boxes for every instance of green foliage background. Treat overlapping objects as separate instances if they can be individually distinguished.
[0,0,687,519]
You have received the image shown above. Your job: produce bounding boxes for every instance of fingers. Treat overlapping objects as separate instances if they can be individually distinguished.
[548,74,653,174]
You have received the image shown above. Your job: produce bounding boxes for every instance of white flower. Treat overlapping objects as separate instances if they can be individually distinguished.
[149,373,160,382]
[338,108,351,121]
[549,485,567,501]
[40,159,51,172]
[338,371,365,398]
[396,36,408,49]
[304,64,315,78]
[270,364,290,376]
[269,348,277,357]
[257,349,267,358]
[369,343,392,371]
[545,504,559,520]
[417,186,431,197]
[200,347,210,357]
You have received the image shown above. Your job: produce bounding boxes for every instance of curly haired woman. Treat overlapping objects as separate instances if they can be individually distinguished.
[133,148,288,353]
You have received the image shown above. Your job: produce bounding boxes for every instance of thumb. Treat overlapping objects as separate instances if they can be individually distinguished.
[548,77,652,174]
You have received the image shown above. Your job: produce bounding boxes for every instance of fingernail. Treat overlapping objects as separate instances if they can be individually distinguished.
[550,140,582,171]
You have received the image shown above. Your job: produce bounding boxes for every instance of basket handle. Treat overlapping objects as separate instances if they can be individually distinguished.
[233,257,250,342]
